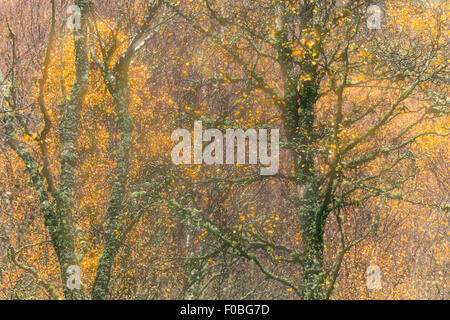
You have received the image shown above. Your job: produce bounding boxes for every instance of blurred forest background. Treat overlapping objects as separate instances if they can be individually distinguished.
[0,0,448,300]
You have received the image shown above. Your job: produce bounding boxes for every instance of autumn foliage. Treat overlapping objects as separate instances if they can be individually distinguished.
[0,0,448,300]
